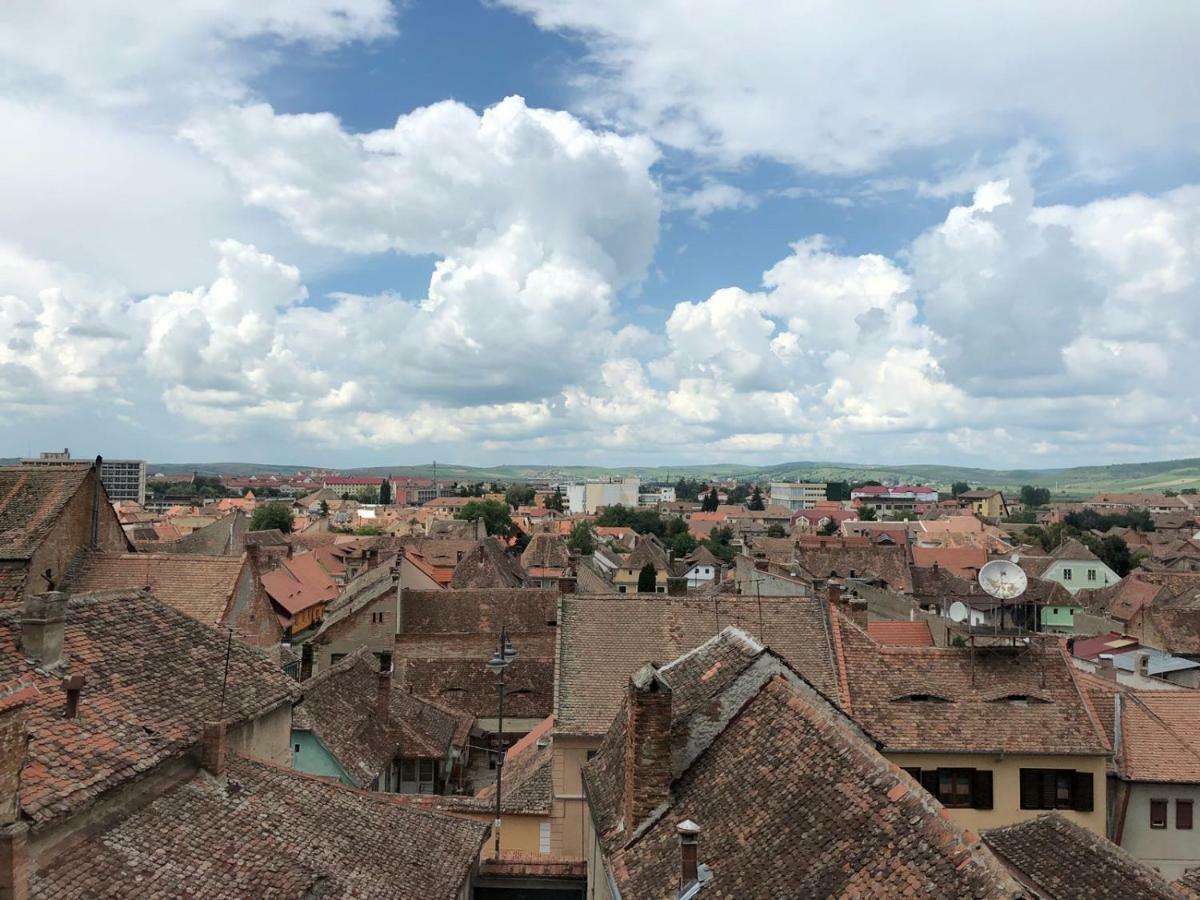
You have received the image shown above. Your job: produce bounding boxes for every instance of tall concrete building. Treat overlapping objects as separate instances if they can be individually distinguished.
[566,477,640,514]
[22,449,147,505]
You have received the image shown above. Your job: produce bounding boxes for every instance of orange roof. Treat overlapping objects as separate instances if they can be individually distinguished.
[911,546,988,579]
[867,621,935,647]
[1120,692,1200,783]
[689,511,726,522]
[262,553,338,615]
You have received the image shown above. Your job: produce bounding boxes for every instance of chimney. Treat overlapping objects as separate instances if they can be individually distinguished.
[848,597,869,632]
[19,593,66,669]
[1135,651,1151,678]
[827,581,843,607]
[624,664,672,832]
[0,687,32,900]
[376,667,392,722]
[201,721,228,777]
[678,820,701,891]
[61,674,85,720]
[1097,656,1118,682]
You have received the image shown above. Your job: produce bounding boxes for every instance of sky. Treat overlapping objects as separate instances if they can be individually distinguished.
[2,1,1199,469]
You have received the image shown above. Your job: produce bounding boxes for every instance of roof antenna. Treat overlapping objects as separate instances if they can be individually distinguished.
[219,627,233,720]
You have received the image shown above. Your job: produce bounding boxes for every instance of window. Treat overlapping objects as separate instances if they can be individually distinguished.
[1151,799,1168,829]
[330,653,346,666]
[1062,568,1073,580]
[294,744,301,754]
[912,768,992,809]
[1020,769,1093,811]
[1087,569,1097,581]
[1177,799,1193,830]
[539,821,551,854]
[400,758,437,794]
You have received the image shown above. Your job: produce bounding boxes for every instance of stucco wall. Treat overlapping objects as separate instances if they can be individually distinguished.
[292,730,353,783]
[227,564,284,650]
[1121,782,1200,880]
[314,589,396,674]
[1041,560,1118,595]
[885,751,1108,834]
[229,703,292,766]
[551,735,599,859]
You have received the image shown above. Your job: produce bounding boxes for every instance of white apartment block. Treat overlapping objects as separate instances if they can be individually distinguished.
[768,481,827,510]
[22,449,146,504]
[567,477,640,514]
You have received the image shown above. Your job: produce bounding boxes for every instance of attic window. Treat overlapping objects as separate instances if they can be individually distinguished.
[891,693,952,704]
[983,690,1052,705]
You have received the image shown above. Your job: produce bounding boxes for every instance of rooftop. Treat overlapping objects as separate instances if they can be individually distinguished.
[0,466,93,561]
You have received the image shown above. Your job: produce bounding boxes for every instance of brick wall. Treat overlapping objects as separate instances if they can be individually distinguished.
[27,470,126,598]
[623,670,672,830]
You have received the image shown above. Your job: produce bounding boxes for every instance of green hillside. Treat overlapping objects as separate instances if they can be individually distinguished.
[134,456,1200,497]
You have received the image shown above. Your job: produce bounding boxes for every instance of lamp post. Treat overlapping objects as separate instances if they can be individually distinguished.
[485,625,517,858]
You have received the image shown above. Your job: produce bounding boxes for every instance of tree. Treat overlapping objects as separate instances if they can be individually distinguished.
[546,487,565,512]
[857,505,877,521]
[818,519,839,536]
[637,563,658,593]
[567,520,596,555]
[703,526,736,563]
[455,500,514,538]
[1164,489,1179,497]
[701,487,720,512]
[319,499,330,517]
[669,530,698,556]
[951,481,970,498]
[250,503,293,534]
[1018,485,1051,507]
[747,485,765,511]
[379,477,392,505]
[505,484,536,508]
[1096,533,1134,577]
[354,525,384,536]
[595,505,667,537]
[674,478,704,501]
[766,523,787,538]
[1183,488,1198,495]
[726,483,750,505]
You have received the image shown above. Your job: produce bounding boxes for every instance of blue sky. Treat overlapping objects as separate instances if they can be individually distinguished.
[2,1,1199,469]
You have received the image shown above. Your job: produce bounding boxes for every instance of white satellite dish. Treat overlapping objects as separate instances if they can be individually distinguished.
[978,559,1028,600]
[948,601,970,624]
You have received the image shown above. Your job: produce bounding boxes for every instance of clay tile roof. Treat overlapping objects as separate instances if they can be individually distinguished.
[520,533,570,571]
[400,588,557,635]
[0,591,299,827]
[452,538,525,588]
[261,552,338,615]
[911,545,988,578]
[622,538,669,572]
[867,620,935,646]
[1178,868,1200,899]
[834,614,1109,755]
[1052,538,1101,562]
[462,715,554,815]
[0,466,92,560]
[555,594,840,736]
[1118,691,1200,783]
[794,541,912,591]
[1142,607,1200,654]
[30,754,488,900]
[983,813,1181,899]
[68,552,247,627]
[583,630,1023,899]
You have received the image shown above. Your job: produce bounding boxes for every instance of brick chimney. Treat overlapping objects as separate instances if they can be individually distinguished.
[847,598,869,632]
[375,667,392,722]
[0,686,34,900]
[1097,656,1118,682]
[19,592,66,669]
[827,581,843,607]
[201,721,227,777]
[623,664,672,832]
[678,819,701,890]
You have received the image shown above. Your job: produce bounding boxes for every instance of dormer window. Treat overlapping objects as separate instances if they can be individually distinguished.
[891,693,952,704]
[984,691,1052,705]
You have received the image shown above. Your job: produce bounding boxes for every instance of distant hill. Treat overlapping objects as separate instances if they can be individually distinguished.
[135,456,1200,498]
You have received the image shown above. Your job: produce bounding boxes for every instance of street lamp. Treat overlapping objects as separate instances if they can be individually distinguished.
[485,626,517,857]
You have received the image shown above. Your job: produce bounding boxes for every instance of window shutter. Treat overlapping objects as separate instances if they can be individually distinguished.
[1019,770,1040,810]
[972,769,994,810]
[1072,772,1094,812]
[902,767,922,784]
[1178,800,1194,830]
[920,769,940,799]
[1040,772,1057,810]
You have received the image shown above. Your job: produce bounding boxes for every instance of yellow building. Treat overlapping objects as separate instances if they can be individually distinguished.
[959,489,1009,519]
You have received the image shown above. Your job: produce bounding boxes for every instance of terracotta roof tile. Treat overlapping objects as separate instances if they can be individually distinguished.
[0,466,91,560]
[1118,691,1200,783]
[31,754,488,899]
[867,620,935,646]
[983,813,1180,899]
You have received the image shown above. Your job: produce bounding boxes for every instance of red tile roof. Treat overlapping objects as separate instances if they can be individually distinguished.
[1119,691,1200,783]
[0,466,92,560]
[31,754,488,899]
[911,545,988,578]
[867,620,935,646]
[68,552,247,628]
[261,552,338,615]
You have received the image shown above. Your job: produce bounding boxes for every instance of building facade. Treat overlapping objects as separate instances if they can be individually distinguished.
[768,481,827,510]
[21,449,146,504]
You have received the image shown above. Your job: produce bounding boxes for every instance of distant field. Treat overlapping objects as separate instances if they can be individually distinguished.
[128,456,1200,498]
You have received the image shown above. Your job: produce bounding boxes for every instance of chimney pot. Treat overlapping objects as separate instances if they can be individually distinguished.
[678,819,701,889]
[61,674,85,720]
[19,593,67,669]
[201,721,228,777]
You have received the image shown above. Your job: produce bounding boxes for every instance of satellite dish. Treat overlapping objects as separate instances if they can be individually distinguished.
[948,601,970,623]
[978,559,1028,600]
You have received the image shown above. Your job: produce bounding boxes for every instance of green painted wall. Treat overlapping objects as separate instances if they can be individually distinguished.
[291,730,354,785]
[1040,605,1078,628]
